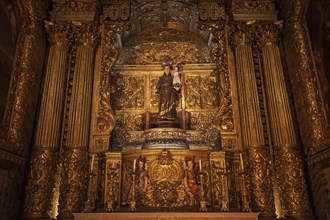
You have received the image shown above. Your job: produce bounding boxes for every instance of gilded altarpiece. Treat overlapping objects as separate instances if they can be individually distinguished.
[83,0,246,214]
[16,1,316,220]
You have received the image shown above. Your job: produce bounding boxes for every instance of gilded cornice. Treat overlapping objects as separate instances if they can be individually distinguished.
[50,0,100,21]
[231,0,277,21]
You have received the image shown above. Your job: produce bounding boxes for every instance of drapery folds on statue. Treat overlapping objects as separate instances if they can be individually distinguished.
[156,65,181,121]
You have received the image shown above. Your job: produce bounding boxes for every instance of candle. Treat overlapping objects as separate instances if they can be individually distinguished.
[133,159,136,171]
[239,153,244,171]
[90,155,94,172]
[199,159,202,171]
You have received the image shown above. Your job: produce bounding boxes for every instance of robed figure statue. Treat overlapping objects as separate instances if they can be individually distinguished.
[156,63,181,121]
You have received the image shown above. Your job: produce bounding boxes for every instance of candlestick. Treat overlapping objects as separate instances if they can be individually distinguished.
[199,159,202,171]
[90,155,94,172]
[239,153,244,171]
[133,159,136,171]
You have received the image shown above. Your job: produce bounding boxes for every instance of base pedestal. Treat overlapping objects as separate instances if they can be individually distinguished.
[73,212,260,220]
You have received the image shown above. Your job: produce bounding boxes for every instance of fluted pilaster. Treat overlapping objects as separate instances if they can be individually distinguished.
[58,23,98,218]
[35,21,71,148]
[23,21,71,219]
[232,24,275,219]
[257,24,311,220]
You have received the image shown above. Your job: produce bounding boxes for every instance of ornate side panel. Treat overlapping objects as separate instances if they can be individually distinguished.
[103,152,122,211]
[89,22,129,153]
[185,73,218,110]
[198,1,239,151]
[111,73,145,110]
[189,111,219,148]
[210,152,229,210]
[59,149,88,214]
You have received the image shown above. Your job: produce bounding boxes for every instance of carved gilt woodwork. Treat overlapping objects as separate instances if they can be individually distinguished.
[7,1,321,219]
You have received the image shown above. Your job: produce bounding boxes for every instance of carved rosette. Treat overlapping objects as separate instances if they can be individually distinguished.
[59,148,88,215]
[24,148,58,216]
[274,146,310,217]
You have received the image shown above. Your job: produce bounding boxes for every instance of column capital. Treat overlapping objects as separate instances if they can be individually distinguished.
[73,22,99,49]
[255,22,283,47]
[230,22,254,48]
[44,21,72,48]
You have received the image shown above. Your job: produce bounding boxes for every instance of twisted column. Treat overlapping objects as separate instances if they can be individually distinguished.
[257,24,311,220]
[23,21,71,220]
[58,23,98,219]
[232,24,275,219]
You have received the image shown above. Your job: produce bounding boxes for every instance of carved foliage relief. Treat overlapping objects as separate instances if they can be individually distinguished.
[117,29,211,65]
[185,73,218,109]
[110,72,144,110]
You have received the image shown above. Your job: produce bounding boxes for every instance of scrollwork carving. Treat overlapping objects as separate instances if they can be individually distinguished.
[189,111,219,147]
[96,23,129,134]
[117,40,211,65]
[185,74,218,109]
[24,148,58,215]
[199,21,234,133]
[274,146,310,217]
[112,113,143,147]
[248,147,275,214]
[59,149,88,214]
[111,73,145,110]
